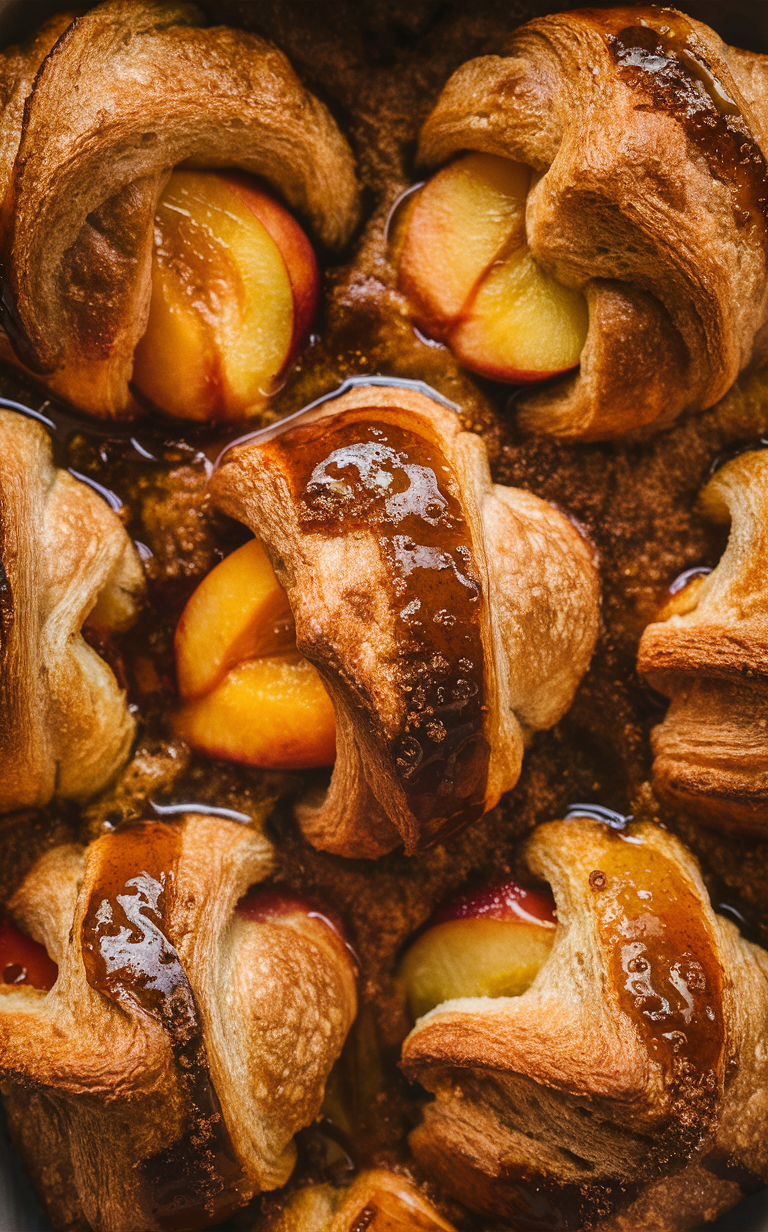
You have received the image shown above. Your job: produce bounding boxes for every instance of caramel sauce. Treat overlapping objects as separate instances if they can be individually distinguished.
[272,411,489,847]
[564,803,630,829]
[655,565,711,621]
[591,826,724,1131]
[607,18,768,228]
[80,821,246,1231]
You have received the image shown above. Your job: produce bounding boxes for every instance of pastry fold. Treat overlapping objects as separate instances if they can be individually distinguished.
[211,386,599,858]
[0,815,357,1232]
[0,1,360,418]
[416,5,768,439]
[401,814,768,1231]
[638,449,768,835]
[0,410,143,814]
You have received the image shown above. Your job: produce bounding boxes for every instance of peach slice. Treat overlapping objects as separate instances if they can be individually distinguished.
[398,152,530,333]
[0,918,58,991]
[175,538,294,702]
[175,655,336,769]
[448,247,589,381]
[396,152,588,382]
[174,538,336,769]
[398,878,556,1020]
[132,170,319,422]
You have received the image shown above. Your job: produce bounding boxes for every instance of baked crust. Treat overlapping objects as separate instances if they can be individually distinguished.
[415,6,768,439]
[211,385,600,858]
[0,410,144,814]
[638,448,768,835]
[401,814,768,1231]
[0,814,357,1231]
[0,0,360,419]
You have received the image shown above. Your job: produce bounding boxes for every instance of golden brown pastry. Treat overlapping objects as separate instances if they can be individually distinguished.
[412,6,768,440]
[0,813,357,1232]
[400,813,768,1231]
[0,1,360,419]
[253,1169,457,1231]
[0,410,144,815]
[211,384,600,858]
[638,448,768,835]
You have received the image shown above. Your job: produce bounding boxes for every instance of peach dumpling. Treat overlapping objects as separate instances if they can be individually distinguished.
[400,813,768,1231]
[208,383,600,858]
[0,814,357,1231]
[397,7,768,440]
[0,1,359,422]
[638,448,768,836]
[0,410,144,814]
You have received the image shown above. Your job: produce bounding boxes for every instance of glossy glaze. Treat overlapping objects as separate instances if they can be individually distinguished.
[591,826,724,1118]
[81,821,245,1230]
[607,16,768,228]
[272,411,489,846]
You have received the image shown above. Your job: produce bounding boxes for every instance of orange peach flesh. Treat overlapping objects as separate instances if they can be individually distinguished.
[174,539,335,769]
[175,537,295,701]
[397,152,588,382]
[132,170,319,422]
[398,881,557,1020]
[399,917,556,1019]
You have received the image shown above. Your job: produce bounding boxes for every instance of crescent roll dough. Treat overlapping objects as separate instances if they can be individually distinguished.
[0,1,360,418]
[415,6,768,439]
[401,814,768,1231]
[211,385,599,859]
[638,449,768,835]
[0,814,357,1232]
[0,410,144,814]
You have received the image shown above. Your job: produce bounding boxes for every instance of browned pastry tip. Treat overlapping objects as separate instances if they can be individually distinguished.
[0,0,360,419]
[638,447,768,835]
[0,410,144,815]
[0,814,357,1232]
[415,5,768,440]
[252,1168,458,1231]
[400,813,768,1231]
[210,385,599,859]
